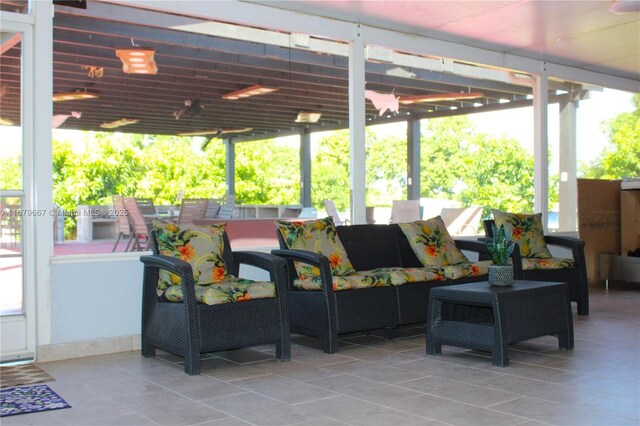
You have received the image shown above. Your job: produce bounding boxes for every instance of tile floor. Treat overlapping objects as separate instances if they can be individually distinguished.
[3,284,639,426]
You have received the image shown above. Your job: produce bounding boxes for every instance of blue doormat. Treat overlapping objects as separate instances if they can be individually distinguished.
[0,384,71,417]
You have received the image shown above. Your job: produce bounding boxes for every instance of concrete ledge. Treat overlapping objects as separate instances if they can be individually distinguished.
[37,334,141,362]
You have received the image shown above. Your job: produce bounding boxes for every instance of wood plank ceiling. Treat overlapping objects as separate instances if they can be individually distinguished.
[0,1,575,142]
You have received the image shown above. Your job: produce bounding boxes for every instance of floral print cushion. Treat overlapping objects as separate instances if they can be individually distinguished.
[492,210,552,259]
[164,278,276,305]
[293,267,445,291]
[153,222,229,298]
[522,257,575,270]
[366,267,445,285]
[442,260,492,280]
[276,217,356,277]
[398,216,469,268]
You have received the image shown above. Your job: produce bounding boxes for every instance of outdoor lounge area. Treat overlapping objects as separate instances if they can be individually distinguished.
[1,1,639,425]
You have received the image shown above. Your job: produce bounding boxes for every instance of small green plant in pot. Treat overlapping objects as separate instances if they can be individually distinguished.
[486,223,516,286]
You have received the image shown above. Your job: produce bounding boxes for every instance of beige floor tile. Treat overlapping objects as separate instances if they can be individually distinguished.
[298,395,446,425]
[202,391,322,425]
[398,376,520,407]
[490,395,639,426]
[387,394,528,425]
[323,359,432,384]
[476,373,605,405]
[24,287,638,426]
[307,374,425,405]
[230,374,339,404]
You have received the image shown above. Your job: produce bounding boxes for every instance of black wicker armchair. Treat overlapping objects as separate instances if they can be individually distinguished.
[483,219,589,315]
[140,230,290,375]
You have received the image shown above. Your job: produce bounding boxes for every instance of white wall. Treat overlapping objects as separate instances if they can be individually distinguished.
[50,258,143,343]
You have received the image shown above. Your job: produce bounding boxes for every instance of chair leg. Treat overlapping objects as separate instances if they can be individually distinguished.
[322,331,339,354]
[384,326,395,340]
[111,232,123,252]
[276,339,291,361]
[141,341,156,358]
[129,233,142,252]
[577,300,589,315]
[124,233,135,252]
[183,351,201,375]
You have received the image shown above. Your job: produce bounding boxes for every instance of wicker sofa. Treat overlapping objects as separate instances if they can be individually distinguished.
[273,219,491,353]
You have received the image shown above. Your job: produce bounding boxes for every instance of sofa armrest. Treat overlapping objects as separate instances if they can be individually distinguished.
[544,235,585,251]
[544,235,587,269]
[455,239,488,254]
[140,254,198,307]
[272,249,336,295]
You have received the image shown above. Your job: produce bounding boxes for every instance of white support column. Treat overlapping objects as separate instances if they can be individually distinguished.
[559,94,579,232]
[225,139,235,196]
[300,128,312,207]
[533,65,549,230]
[33,0,54,349]
[407,118,421,200]
[349,25,366,225]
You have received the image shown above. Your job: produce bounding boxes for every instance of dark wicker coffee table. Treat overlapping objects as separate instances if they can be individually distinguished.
[426,280,574,366]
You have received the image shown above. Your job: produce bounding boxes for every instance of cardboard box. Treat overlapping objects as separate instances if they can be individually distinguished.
[620,189,640,256]
[577,179,621,287]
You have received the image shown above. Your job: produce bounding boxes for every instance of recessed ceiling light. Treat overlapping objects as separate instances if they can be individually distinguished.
[100,118,139,129]
[222,85,279,100]
[295,111,322,123]
[115,48,158,74]
[52,90,99,102]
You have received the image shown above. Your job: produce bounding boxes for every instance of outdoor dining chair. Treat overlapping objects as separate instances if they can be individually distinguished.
[323,199,349,225]
[111,195,134,252]
[123,197,151,251]
[177,198,209,225]
[135,198,157,216]
[389,200,421,223]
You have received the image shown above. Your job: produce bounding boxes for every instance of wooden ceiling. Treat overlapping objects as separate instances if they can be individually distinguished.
[0,1,574,142]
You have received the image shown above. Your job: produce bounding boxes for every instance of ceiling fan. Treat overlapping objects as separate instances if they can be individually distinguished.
[178,127,254,150]
[398,91,484,105]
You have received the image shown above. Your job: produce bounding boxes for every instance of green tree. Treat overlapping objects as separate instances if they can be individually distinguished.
[312,130,351,211]
[0,155,21,190]
[580,94,640,179]
[53,132,146,236]
[138,135,226,204]
[235,139,299,205]
[420,116,551,217]
[366,128,407,206]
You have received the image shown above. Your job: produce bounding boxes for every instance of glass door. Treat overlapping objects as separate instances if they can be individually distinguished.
[1,26,33,362]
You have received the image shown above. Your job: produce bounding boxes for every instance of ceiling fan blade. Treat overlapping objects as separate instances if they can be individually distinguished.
[180,127,253,137]
[219,127,253,134]
[398,92,484,105]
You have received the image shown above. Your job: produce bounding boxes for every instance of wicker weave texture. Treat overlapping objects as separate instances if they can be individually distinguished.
[426,280,574,366]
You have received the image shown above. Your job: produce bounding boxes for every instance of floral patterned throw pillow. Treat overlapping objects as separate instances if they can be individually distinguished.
[398,216,469,268]
[276,217,356,278]
[153,222,229,296]
[492,210,552,258]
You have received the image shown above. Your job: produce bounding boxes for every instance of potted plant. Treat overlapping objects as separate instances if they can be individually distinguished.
[485,223,516,286]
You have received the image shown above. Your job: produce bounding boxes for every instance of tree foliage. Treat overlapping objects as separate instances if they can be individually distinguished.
[235,138,300,205]
[11,100,638,238]
[421,116,543,217]
[580,94,640,179]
